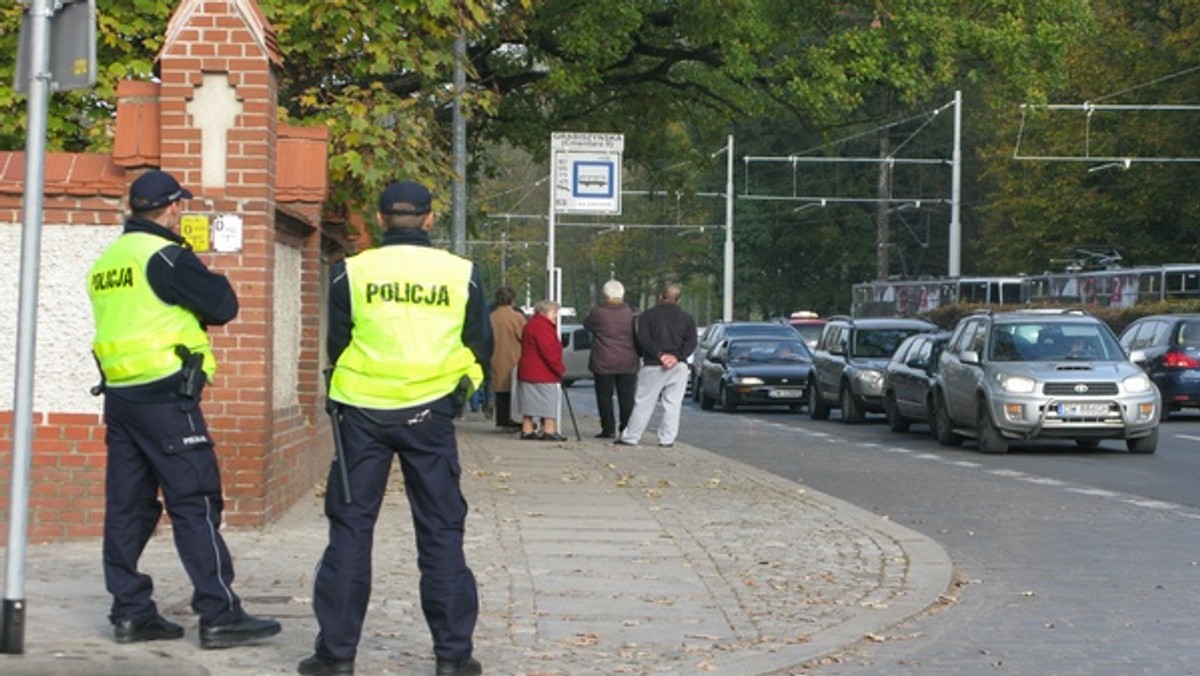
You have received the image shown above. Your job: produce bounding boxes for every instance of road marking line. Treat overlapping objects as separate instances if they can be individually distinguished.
[1020,477,1066,486]
[1174,434,1200,442]
[1122,498,1179,510]
[1067,487,1119,498]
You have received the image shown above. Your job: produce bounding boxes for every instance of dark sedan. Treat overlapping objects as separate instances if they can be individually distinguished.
[881,331,951,433]
[1120,313,1200,417]
[698,337,812,412]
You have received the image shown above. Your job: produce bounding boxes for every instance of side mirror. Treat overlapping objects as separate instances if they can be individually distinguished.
[960,350,980,365]
[1129,349,1147,365]
[906,357,928,370]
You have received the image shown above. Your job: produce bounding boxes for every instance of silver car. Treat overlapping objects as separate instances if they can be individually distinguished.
[933,310,1160,454]
[559,324,592,386]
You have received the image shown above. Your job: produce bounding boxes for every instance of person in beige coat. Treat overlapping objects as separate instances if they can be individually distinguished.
[489,287,526,428]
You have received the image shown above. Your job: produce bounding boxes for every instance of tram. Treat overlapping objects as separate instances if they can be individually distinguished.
[851,264,1200,317]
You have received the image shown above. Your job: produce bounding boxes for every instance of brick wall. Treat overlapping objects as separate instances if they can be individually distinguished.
[0,0,332,543]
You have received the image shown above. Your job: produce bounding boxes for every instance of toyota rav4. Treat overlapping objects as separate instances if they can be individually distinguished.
[932,309,1160,454]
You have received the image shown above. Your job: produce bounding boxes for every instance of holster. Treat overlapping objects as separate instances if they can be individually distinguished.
[450,375,472,418]
[175,345,205,410]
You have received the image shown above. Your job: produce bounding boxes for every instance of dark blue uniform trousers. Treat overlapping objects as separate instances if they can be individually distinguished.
[102,395,243,626]
[312,403,478,663]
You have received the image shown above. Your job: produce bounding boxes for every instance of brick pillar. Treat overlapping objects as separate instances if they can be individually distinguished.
[158,0,283,525]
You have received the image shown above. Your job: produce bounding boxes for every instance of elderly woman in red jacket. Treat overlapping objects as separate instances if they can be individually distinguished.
[517,299,566,440]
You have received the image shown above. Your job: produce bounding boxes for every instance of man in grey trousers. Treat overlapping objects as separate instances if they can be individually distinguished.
[615,283,697,448]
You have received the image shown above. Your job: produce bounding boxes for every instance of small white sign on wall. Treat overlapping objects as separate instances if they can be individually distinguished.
[212,214,243,253]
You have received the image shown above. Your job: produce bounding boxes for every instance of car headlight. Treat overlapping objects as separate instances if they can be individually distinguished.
[733,376,764,385]
[1123,374,1152,394]
[855,369,883,386]
[998,374,1036,394]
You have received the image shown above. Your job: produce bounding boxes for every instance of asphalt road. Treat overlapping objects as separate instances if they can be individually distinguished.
[564,382,1200,675]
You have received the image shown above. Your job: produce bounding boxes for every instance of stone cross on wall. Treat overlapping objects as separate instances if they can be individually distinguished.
[186,73,243,189]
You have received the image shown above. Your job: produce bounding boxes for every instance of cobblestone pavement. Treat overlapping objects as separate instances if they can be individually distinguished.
[3,414,950,675]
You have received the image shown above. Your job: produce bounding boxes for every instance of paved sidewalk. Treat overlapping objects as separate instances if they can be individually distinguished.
[3,413,951,675]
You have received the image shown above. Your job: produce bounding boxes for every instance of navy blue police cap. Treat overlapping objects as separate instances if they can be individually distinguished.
[129,170,193,211]
[378,181,432,216]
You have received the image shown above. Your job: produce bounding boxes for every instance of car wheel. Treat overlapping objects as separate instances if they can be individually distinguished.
[699,384,715,410]
[977,399,1009,454]
[932,393,963,447]
[691,374,702,402]
[841,383,865,424]
[884,391,910,433]
[720,385,737,413]
[1127,427,1158,454]
[808,379,830,420]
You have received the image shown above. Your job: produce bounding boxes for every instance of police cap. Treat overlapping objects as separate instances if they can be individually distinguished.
[129,170,193,211]
[379,181,432,216]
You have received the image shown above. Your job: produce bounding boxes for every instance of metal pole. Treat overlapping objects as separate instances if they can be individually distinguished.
[4,0,53,655]
[451,33,467,256]
[723,135,734,322]
[949,89,962,277]
[500,229,507,287]
[547,156,557,302]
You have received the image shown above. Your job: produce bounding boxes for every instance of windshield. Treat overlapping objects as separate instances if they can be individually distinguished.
[852,329,927,358]
[727,339,812,364]
[989,321,1124,362]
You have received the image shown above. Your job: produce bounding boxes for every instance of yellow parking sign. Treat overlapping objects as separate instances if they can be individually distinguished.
[179,214,210,252]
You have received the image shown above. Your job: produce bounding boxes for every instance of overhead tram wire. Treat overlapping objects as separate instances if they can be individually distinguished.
[1014,64,1200,164]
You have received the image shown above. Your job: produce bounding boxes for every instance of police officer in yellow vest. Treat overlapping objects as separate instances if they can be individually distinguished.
[87,170,281,649]
[299,181,492,676]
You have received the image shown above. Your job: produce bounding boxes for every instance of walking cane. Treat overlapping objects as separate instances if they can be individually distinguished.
[560,383,582,441]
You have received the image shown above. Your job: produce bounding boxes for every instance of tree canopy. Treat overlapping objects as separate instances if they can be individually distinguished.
[6,1,1198,320]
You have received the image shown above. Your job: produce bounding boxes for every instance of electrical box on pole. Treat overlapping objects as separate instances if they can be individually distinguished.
[15,0,96,93]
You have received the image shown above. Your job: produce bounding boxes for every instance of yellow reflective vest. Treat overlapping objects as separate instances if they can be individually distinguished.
[329,245,483,409]
[88,232,215,387]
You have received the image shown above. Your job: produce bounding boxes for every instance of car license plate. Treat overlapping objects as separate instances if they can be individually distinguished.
[769,389,802,399]
[1056,402,1110,416]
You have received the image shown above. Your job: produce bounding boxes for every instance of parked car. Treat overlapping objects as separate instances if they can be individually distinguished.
[808,316,939,424]
[933,309,1160,454]
[690,321,802,400]
[881,331,952,433]
[1119,313,1200,418]
[697,337,812,412]
[559,324,592,386]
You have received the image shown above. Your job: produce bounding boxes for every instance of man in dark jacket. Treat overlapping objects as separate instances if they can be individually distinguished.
[583,279,639,438]
[615,283,697,447]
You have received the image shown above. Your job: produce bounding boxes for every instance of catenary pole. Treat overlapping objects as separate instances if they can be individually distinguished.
[452,33,467,256]
[949,90,962,277]
[723,135,734,322]
[4,0,52,654]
